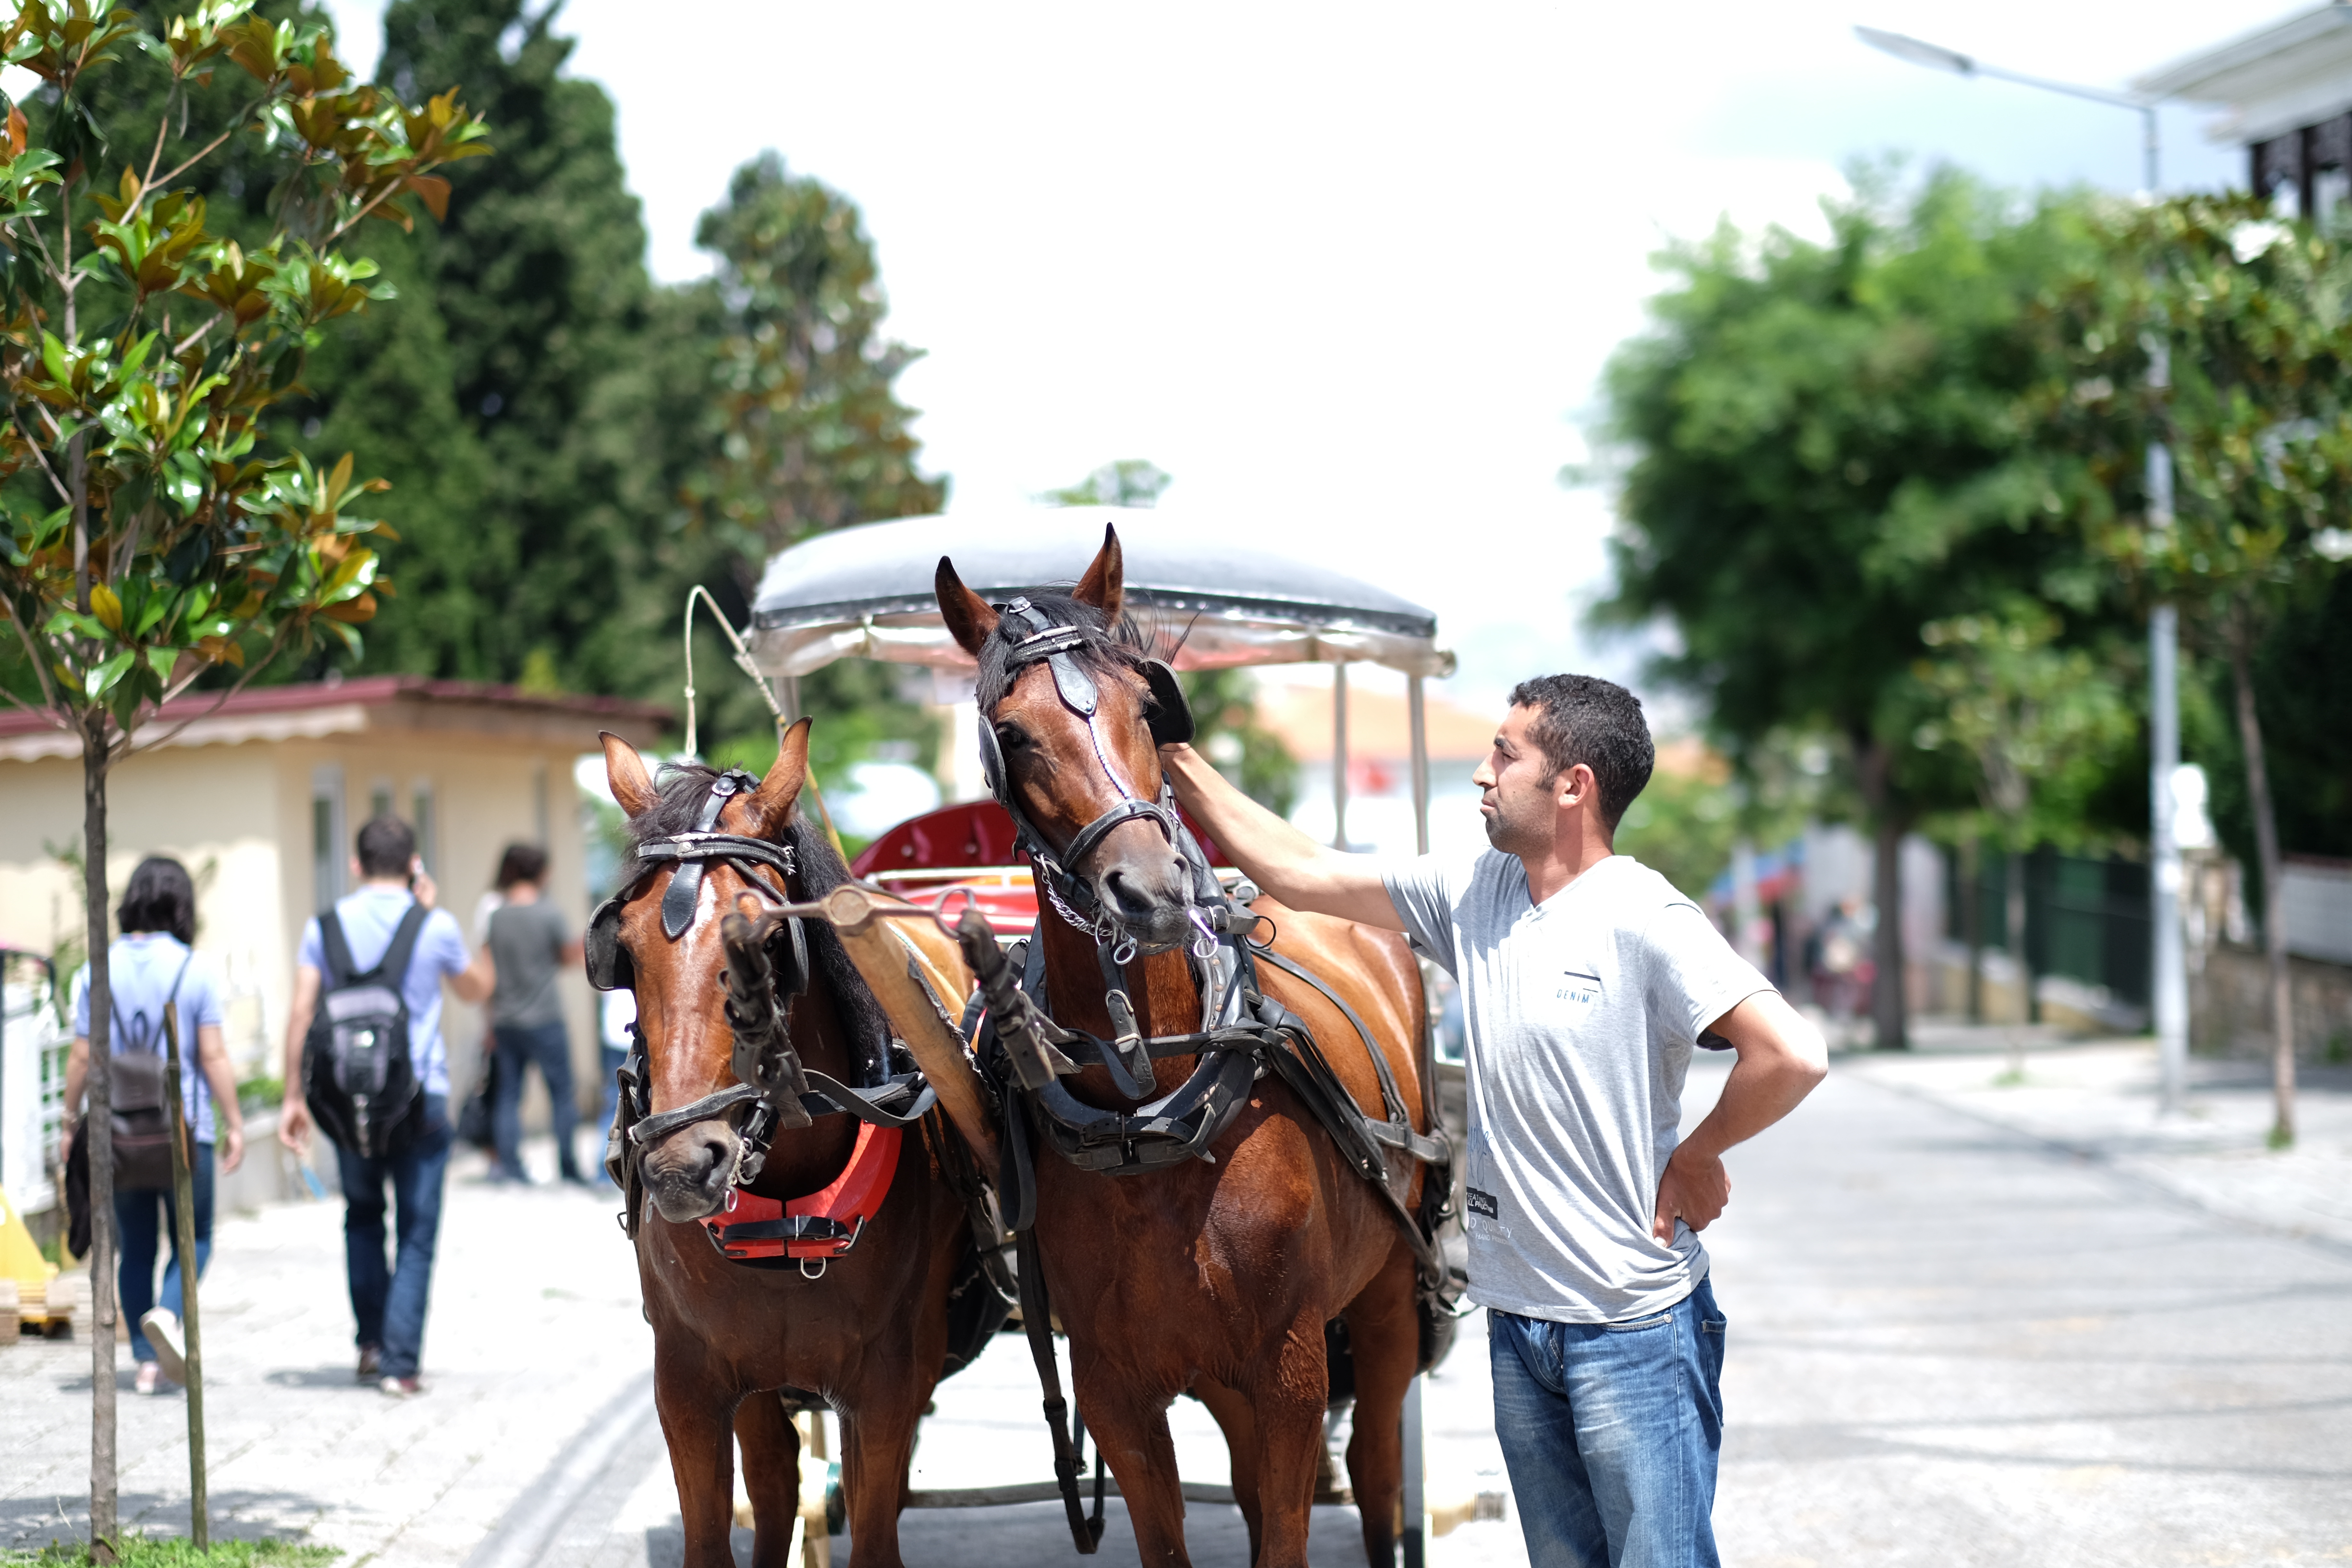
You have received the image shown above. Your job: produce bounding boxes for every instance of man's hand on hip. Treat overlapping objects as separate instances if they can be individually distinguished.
[1652,1142,1729,1242]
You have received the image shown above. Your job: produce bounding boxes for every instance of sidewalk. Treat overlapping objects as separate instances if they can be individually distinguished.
[1836,1020,2352,1252]
[2,1132,1522,1567]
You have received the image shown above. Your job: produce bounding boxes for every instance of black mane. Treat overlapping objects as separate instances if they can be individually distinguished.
[972,588,1174,716]
[627,761,893,1085]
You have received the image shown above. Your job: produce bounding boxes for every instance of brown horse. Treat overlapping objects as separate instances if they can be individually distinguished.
[930,528,1439,1568]
[598,724,981,1568]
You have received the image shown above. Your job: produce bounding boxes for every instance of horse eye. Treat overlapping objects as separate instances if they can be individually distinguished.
[995,724,1030,750]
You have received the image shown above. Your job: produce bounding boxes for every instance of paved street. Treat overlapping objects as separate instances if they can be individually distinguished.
[6,1034,2351,1566]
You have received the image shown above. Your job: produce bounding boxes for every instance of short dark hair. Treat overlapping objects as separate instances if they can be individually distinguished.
[1506,674,1655,833]
[355,816,417,878]
[496,842,549,890]
[118,857,197,944]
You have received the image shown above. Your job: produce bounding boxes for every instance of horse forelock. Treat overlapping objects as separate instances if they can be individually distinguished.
[971,588,1172,718]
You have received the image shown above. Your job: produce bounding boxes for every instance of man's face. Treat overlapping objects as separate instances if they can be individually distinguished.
[1471,705,1560,858]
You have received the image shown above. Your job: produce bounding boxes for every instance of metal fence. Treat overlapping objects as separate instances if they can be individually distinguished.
[1946,848,2153,1010]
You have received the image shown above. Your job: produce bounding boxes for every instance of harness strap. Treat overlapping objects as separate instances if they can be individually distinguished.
[1016,1226,1105,1555]
[660,774,751,938]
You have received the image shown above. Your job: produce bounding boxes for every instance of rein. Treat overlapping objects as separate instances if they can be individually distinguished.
[591,771,935,1269]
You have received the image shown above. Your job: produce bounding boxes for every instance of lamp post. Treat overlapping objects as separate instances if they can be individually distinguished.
[1855,25,2190,1116]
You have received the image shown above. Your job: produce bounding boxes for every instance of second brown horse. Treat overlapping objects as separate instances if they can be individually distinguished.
[927,528,1440,1568]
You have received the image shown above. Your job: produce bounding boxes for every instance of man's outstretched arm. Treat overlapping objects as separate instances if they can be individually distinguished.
[1160,743,1406,931]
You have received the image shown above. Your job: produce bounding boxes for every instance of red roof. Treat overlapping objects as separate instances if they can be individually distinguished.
[0,674,673,739]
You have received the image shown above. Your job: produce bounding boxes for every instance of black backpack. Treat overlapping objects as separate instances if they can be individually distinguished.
[106,952,194,1192]
[303,905,430,1157]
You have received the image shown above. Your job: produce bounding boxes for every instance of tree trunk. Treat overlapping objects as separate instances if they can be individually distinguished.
[82,717,118,1563]
[2007,852,2032,1026]
[1872,810,1909,1049]
[2230,629,2295,1146]
[161,1011,208,1548]
[1960,838,1983,1025]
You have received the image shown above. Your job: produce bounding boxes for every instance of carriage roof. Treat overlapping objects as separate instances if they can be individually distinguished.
[747,507,1457,679]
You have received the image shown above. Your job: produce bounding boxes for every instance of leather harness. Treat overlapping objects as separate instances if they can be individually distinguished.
[588,772,936,1271]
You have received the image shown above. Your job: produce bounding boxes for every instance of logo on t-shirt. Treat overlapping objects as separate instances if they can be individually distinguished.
[1466,1187,1499,1220]
[1556,968,1602,1004]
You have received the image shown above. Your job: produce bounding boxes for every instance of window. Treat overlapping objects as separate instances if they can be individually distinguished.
[411,782,437,876]
[311,764,346,911]
[368,780,394,823]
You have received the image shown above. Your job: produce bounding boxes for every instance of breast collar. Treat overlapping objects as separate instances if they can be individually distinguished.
[980,599,1207,967]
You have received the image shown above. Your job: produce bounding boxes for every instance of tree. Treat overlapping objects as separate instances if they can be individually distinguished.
[0,3,487,1553]
[2046,195,2352,1144]
[1041,458,1171,508]
[1598,168,2116,1048]
[1911,602,2135,1035]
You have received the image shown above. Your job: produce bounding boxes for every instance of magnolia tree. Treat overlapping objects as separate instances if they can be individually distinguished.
[2048,195,2352,1146]
[0,2,487,1553]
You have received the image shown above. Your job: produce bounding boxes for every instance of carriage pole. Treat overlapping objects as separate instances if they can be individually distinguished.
[1401,672,1430,1567]
[1331,663,1350,850]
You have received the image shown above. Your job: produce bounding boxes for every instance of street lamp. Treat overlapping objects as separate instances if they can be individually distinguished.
[1854,24,2190,1117]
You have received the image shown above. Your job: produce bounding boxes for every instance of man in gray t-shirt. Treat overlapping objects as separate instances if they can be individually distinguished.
[483,844,587,1186]
[1165,673,1825,1568]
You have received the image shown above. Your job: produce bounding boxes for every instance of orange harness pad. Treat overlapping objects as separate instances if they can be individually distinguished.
[700,1120,903,1262]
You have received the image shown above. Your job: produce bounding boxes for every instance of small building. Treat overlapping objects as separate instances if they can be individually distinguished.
[0,676,669,1208]
[2139,5,2352,217]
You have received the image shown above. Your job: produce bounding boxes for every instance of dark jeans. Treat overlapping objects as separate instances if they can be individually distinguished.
[334,1094,451,1380]
[492,1020,579,1181]
[1490,1277,1727,1568]
[113,1141,213,1364]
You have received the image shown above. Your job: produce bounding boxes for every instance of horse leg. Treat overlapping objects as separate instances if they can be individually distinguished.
[1243,1311,1336,1568]
[839,1378,929,1568]
[1193,1376,1265,1563]
[735,1393,802,1568]
[1071,1352,1192,1567]
[654,1351,741,1568]
[1339,1247,1421,1568]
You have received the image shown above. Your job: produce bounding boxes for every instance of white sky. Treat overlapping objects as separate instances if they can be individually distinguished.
[324,0,2289,719]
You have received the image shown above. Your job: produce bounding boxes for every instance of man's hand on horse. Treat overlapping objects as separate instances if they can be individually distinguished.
[1652,1142,1730,1242]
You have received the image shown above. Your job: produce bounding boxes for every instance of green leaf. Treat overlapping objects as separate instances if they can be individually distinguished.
[86,647,135,699]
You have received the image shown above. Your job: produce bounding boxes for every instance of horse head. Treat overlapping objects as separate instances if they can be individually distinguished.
[599,721,856,1224]
[936,524,1198,954]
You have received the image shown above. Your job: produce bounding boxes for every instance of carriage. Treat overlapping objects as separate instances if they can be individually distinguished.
[614,507,1465,1567]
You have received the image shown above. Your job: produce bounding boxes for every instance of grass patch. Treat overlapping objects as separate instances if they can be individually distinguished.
[10,1538,337,1567]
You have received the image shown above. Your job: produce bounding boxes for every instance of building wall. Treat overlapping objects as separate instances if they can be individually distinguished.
[0,727,601,1131]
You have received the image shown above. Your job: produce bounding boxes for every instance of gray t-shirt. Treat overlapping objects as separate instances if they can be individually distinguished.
[487,899,571,1029]
[1384,850,1771,1323]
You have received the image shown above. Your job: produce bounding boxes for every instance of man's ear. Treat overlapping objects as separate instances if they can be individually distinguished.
[936,556,1000,655]
[1556,762,1595,809]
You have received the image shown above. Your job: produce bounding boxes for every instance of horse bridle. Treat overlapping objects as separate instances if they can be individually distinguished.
[587,771,816,1187]
[978,599,1204,965]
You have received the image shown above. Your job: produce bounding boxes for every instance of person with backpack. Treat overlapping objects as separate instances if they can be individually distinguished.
[482,843,588,1186]
[277,816,491,1397]
[61,857,246,1396]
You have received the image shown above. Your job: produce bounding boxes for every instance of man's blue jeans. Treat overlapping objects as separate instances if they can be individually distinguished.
[1489,1276,1727,1568]
[334,1095,451,1380]
[491,1021,579,1181]
[113,1141,214,1363]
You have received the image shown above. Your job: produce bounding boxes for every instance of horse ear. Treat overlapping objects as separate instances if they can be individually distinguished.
[741,718,813,838]
[1070,523,1125,621]
[601,731,660,820]
[936,556,1000,655]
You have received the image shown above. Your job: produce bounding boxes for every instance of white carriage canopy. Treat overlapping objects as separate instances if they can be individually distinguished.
[747,508,1457,681]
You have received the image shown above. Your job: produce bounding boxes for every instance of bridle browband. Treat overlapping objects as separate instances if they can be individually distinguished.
[590,769,936,1261]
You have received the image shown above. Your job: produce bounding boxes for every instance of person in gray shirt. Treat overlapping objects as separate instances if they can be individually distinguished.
[1164,672,1826,1568]
[484,844,588,1185]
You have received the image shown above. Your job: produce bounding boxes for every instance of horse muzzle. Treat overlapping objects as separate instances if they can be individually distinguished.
[642,1119,742,1223]
[1091,847,1195,952]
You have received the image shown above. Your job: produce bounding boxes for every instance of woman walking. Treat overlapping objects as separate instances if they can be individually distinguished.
[62,857,246,1395]
[484,844,588,1185]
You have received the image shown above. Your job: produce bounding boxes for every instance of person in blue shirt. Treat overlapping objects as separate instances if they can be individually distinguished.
[278,816,490,1397]
[62,857,247,1397]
